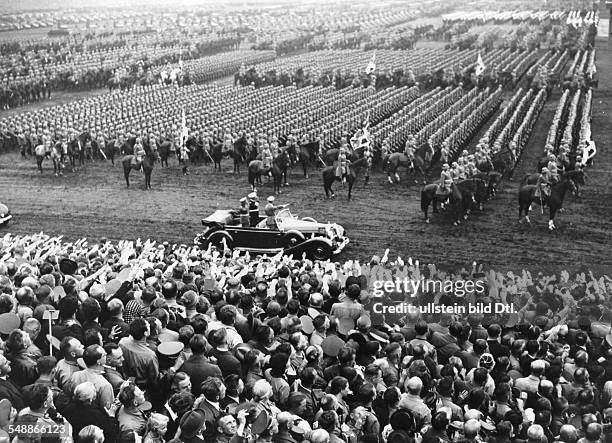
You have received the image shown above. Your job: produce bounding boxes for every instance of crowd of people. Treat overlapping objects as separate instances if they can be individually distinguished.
[0,232,611,443]
[0,31,242,110]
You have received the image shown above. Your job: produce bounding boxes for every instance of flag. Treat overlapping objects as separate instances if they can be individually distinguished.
[582,140,596,165]
[180,108,189,146]
[365,51,376,75]
[350,114,371,151]
[475,52,486,76]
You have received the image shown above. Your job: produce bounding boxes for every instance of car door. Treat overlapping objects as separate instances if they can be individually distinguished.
[229,226,285,250]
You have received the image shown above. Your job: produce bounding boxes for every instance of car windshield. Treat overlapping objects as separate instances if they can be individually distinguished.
[275,208,294,222]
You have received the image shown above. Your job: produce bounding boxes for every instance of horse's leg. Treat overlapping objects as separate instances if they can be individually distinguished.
[124,167,130,187]
[549,206,557,230]
[348,178,354,201]
[423,198,430,223]
[303,161,308,179]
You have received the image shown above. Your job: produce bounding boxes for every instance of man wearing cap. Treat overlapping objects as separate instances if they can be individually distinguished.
[238,197,249,227]
[248,192,260,227]
[262,196,288,230]
[179,409,207,443]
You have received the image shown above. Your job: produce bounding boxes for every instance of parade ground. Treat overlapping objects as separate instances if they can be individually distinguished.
[1,40,611,274]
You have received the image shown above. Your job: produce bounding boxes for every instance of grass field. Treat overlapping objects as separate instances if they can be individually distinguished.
[1,44,611,275]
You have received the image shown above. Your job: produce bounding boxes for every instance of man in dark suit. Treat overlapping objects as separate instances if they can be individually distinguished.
[209,329,241,378]
[486,324,510,359]
[178,334,222,397]
[196,377,225,443]
[0,354,25,411]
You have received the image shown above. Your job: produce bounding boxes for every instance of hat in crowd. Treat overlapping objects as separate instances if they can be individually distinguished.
[240,197,247,203]
[321,335,345,357]
[158,341,184,357]
[179,410,206,439]
[0,313,20,335]
[267,196,275,203]
[59,258,78,275]
[248,192,257,200]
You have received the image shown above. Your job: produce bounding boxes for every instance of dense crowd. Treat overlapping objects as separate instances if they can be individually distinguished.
[0,32,242,110]
[0,232,611,443]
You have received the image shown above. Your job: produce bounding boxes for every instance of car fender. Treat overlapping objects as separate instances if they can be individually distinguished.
[283,229,305,241]
[204,230,234,246]
[284,236,333,257]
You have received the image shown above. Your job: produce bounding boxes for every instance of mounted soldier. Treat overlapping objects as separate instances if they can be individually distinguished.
[404,135,416,166]
[547,153,559,182]
[132,137,145,172]
[261,144,273,176]
[535,166,552,199]
[336,146,351,185]
[436,163,453,207]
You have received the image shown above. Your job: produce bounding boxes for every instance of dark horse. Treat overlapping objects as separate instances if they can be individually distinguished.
[420,178,487,225]
[210,140,226,171]
[121,142,158,189]
[247,151,291,194]
[229,136,248,174]
[473,171,503,199]
[322,156,367,201]
[518,175,576,230]
[520,170,585,197]
[67,132,91,170]
[104,139,121,166]
[491,149,515,176]
[287,141,320,178]
[158,140,173,168]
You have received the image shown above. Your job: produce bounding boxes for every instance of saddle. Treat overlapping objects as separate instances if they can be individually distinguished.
[435,185,450,199]
[131,157,142,168]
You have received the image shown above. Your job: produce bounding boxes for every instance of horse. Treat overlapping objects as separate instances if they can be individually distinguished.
[229,136,247,174]
[247,151,291,194]
[473,171,503,199]
[322,156,367,201]
[210,141,225,171]
[287,141,320,178]
[382,146,439,184]
[158,140,173,168]
[491,149,515,175]
[50,142,64,176]
[420,178,487,225]
[121,142,158,189]
[518,175,577,230]
[104,139,122,166]
[67,132,91,169]
[520,169,585,198]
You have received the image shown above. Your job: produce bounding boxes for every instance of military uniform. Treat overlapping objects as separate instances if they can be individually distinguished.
[439,164,453,193]
[248,193,260,227]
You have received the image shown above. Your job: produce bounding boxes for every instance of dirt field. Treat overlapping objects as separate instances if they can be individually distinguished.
[1,46,611,275]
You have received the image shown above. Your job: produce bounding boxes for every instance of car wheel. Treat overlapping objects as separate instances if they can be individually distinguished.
[310,241,332,261]
[285,232,303,247]
[301,217,317,223]
[207,232,233,250]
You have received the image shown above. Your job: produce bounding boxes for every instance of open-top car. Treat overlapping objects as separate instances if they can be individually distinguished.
[0,201,11,226]
[194,208,349,260]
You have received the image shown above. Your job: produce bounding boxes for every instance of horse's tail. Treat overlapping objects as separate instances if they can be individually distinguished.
[248,166,255,185]
[420,187,430,213]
